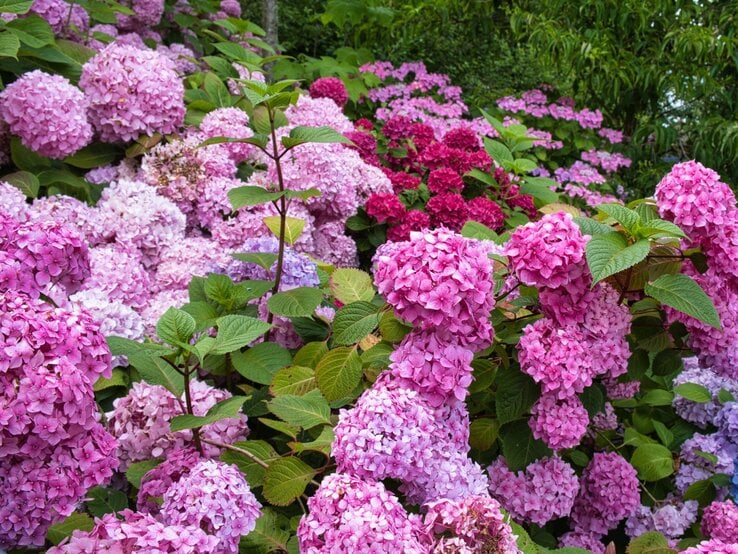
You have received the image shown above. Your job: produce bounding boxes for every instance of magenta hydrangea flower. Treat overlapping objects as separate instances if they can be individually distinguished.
[488,456,579,525]
[701,499,738,543]
[297,473,426,553]
[309,77,349,107]
[505,211,589,289]
[529,393,589,450]
[198,107,255,163]
[0,70,92,159]
[80,44,185,142]
[108,380,248,469]
[419,495,521,553]
[425,191,469,231]
[443,126,481,152]
[373,228,494,348]
[388,329,474,405]
[467,196,504,231]
[570,452,640,536]
[137,448,202,514]
[161,459,262,553]
[386,209,431,242]
[427,167,464,194]
[116,0,165,29]
[47,510,220,553]
[682,539,738,553]
[366,192,406,224]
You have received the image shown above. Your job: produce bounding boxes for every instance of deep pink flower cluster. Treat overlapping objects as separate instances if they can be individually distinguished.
[0,70,92,159]
[419,495,521,553]
[80,43,185,142]
[529,394,589,450]
[0,290,117,549]
[48,510,221,553]
[701,500,738,544]
[309,77,349,107]
[108,380,249,469]
[569,452,640,538]
[488,456,579,525]
[365,192,406,224]
[297,473,427,553]
[373,228,494,348]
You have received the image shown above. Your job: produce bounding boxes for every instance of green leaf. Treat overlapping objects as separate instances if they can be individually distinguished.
[2,170,39,197]
[232,342,291,385]
[626,531,677,554]
[170,396,247,432]
[483,137,513,163]
[263,215,305,245]
[331,302,380,345]
[93,368,128,391]
[645,274,722,330]
[495,366,539,425]
[6,15,53,47]
[314,346,362,401]
[267,287,323,317]
[499,419,551,471]
[290,425,334,456]
[125,459,161,489]
[513,158,540,174]
[652,420,674,447]
[262,457,316,506]
[203,72,232,107]
[293,341,328,368]
[0,0,33,13]
[268,390,331,429]
[270,365,316,396]
[378,310,411,343]
[64,143,119,168]
[259,417,299,439]
[47,513,94,545]
[0,30,18,59]
[631,443,674,481]
[232,252,278,271]
[574,216,615,236]
[641,389,674,406]
[211,315,271,355]
[586,233,650,284]
[228,185,284,209]
[86,486,128,517]
[597,203,641,231]
[683,478,716,506]
[718,388,736,403]
[329,268,375,303]
[125,354,184,396]
[281,125,353,148]
[636,219,687,239]
[469,418,499,451]
[461,220,499,241]
[239,508,292,551]
[10,136,52,171]
[674,383,712,403]
[221,440,279,487]
[156,307,196,347]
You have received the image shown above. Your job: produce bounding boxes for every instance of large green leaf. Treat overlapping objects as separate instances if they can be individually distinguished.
[263,215,305,245]
[329,268,375,303]
[574,216,615,236]
[645,274,721,330]
[596,203,640,232]
[626,531,676,553]
[586,232,650,284]
[331,301,380,345]
[314,346,362,401]
[232,342,291,384]
[0,30,20,59]
[228,185,284,209]
[221,440,279,487]
[0,0,33,13]
[6,15,54,47]
[85,486,128,517]
[631,443,674,481]
[63,143,120,168]
[281,125,354,148]
[262,457,316,506]
[469,418,500,451]
[3,170,39,197]
[293,341,328,368]
[267,287,323,317]
[211,314,271,355]
[170,396,247,432]
[125,459,161,489]
[499,419,551,471]
[267,390,331,429]
[125,353,184,396]
[673,383,711,403]
[270,365,316,396]
[156,307,196,347]
[47,514,94,545]
[495,366,539,425]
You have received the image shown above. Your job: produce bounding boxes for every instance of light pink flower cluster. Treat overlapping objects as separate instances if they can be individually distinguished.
[198,107,255,163]
[0,290,117,549]
[297,473,427,553]
[116,0,165,29]
[373,228,495,348]
[48,509,221,553]
[108,380,249,469]
[528,393,590,450]
[156,43,199,74]
[488,456,579,525]
[80,43,185,142]
[682,540,738,553]
[581,149,632,173]
[30,0,88,37]
[498,89,604,129]
[569,452,640,539]
[0,70,92,159]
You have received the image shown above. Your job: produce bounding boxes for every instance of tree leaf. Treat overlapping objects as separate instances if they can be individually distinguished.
[329,268,375,303]
[85,486,128,517]
[263,215,305,245]
[156,307,196,347]
[469,418,499,451]
[228,185,284,209]
[203,72,232,107]
[267,390,331,429]
[220,440,279,488]
[586,233,650,284]
[645,274,722,330]
[170,396,247,432]
[270,365,316,396]
[378,310,411,343]
[314,346,362,401]
[211,314,271,355]
[232,342,292,385]
[47,513,94,545]
[262,457,316,506]
[289,426,334,455]
[281,125,354,148]
[461,220,500,241]
[331,302,380,345]
[495,366,539,425]
[267,287,323,317]
[499,419,551,471]
[673,383,711,403]
[597,203,640,231]
[631,443,674,481]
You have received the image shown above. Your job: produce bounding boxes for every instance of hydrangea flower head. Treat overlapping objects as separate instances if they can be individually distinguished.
[0,70,92,159]
[529,393,589,450]
[366,192,406,224]
[309,77,349,107]
[199,107,255,163]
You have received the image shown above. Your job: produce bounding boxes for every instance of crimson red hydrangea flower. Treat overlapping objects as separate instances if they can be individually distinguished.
[382,115,414,140]
[427,167,464,194]
[366,192,406,224]
[387,169,422,193]
[344,130,380,166]
[426,192,469,231]
[354,118,374,131]
[443,126,480,152]
[386,210,431,242]
[410,123,435,151]
[507,189,538,218]
[467,196,504,230]
[309,77,349,107]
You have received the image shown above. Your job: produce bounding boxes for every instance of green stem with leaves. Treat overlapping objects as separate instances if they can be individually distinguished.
[182,360,203,455]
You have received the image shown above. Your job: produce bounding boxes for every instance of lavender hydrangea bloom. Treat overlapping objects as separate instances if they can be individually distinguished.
[673,358,738,428]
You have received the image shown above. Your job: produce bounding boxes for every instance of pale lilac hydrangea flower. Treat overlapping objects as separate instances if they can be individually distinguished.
[625,499,698,542]
[30,0,89,37]
[559,531,605,554]
[156,43,199,74]
[81,243,152,309]
[116,0,165,29]
[0,182,28,220]
[400,451,489,505]
[0,70,92,159]
[682,539,738,553]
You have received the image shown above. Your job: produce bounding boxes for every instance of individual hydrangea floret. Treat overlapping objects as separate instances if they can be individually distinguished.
[529,394,589,450]
[505,211,589,289]
[0,70,92,159]
[80,44,185,142]
[161,459,262,553]
[309,77,349,107]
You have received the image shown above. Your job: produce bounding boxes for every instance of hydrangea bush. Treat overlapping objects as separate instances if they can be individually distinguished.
[1,1,738,553]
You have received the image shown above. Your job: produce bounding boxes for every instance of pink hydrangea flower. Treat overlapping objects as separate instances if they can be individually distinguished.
[309,77,349,107]
[198,107,255,163]
[529,393,589,450]
[366,192,406,224]
[466,196,504,231]
[425,192,469,231]
[701,500,738,544]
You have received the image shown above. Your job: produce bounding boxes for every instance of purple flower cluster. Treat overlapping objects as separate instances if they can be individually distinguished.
[108,380,249,469]
[0,70,92,159]
[675,432,736,495]
[488,456,579,525]
[80,44,185,142]
[30,0,89,37]
[625,499,698,543]
[498,89,604,129]
[673,357,738,427]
